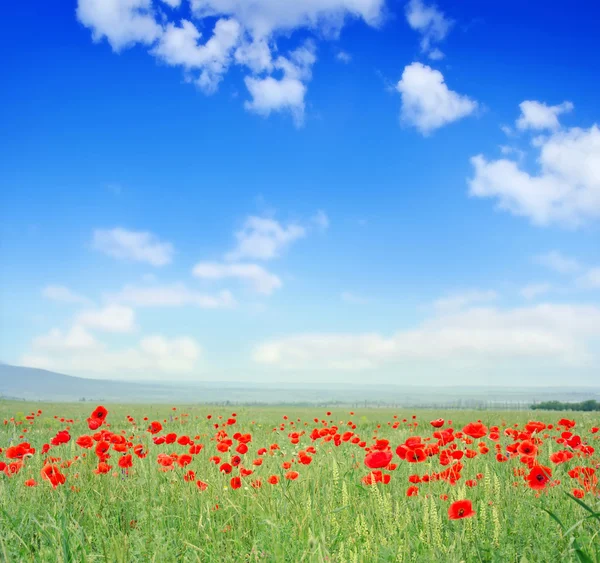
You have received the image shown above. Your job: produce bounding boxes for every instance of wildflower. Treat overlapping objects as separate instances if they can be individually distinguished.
[448,500,476,520]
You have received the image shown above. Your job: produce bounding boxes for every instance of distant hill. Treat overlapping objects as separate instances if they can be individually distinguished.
[2,364,600,407]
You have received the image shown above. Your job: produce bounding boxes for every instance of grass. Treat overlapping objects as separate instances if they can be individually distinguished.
[1,401,599,562]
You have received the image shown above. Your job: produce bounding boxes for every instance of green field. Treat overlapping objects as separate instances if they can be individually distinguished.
[1,401,599,562]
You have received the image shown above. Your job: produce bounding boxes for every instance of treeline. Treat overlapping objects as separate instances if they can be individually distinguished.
[531,400,600,411]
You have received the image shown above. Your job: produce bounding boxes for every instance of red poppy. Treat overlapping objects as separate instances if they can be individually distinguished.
[91,406,108,421]
[526,465,552,490]
[285,470,299,480]
[268,475,279,485]
[364,450,393,469]
[448,500,476,520]
[148,421,163,434]
[406,486,419,497]
[462,422,488,439]
[230,476,242,489]
[41,464,66,488]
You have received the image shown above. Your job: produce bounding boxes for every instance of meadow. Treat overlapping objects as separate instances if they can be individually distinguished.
[0,401,598,562]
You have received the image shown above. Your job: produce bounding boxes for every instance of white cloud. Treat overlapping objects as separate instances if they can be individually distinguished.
[336,50,352,63]
[577,267,600,289]
[253,303,600,372]
[76,304,135,333]
[76,0,162,51]
[312,210,330,230]
[92,227,174,266]
[23,332,201,378]
[244,43,316,125]
[433,289,497,312]
[151,18,241,93]
[469,125,600,227]
[189,0,384,38]
[341,291,370,304]
[32,325,100,352]
[520,283,552,300]
[77,0,385,122]
[42,286,91,305]
[516,100,574,131]
[109,283,236,308]
[405,0,452,59]
[193,262,282,295]
[225,216,306,261]
[396,63,478,135]
[534,251,582,274]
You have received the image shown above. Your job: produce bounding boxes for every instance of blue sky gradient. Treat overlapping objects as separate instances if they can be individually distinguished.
[1,0,599,386]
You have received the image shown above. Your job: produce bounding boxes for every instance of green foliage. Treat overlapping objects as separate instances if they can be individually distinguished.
[531,400,600,411]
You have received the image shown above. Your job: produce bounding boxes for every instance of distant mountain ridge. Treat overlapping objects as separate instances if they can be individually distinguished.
[1,364,599,406]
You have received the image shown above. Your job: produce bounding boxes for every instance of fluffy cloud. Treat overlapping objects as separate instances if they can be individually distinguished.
[42,285,91,305]
[516,100,574,131]
[469,125,600,227]
[253,303,600,372]
[405,0,452,59]
[225,216,306,261]
[23,331,201,377]
[109,283,236,308]
[193,262,282,295]
[396,63,478,135]
[335,50,352,63]
[151,18,241,93]
[535,251,582,274]
[77,0,385,122]
[76,0,162,51]
[75,305,136,333]
[92,227,174,266]
[244,43,316,126]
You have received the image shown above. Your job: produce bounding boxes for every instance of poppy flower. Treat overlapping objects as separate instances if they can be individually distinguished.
[196,480,208,491]
[462,422,488,439]
[430,419,444,428]
[364,450,393,469]
[41,464,66,488]
[285,470,299,480]
[91,406,108,421]
[148,421,163,434]
[526,465,552,490]
[230,477,242,489]
[268,475,279,485]
[448,500,476,520]
[406,486,419,497]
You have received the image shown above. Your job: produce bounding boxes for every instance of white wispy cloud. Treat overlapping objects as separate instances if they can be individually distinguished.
[75,304,136,333]
[193,262,282,295]
[469,124,600,227]
[225,216,306,261]
[341,291,370,304]
[433,289,497,312]
[93,227,174,266]
[108,283,236,308]
[516,100,574,131]
[396,63,478,135]
[405,0,453,59]
[534,251,582,274]
[577,267,600,289]
[520,283,552,300]
[42,285,91,305]
[335,50,352,63]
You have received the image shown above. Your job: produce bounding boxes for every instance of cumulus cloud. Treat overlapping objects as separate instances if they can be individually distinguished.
[75,304,136,333]
[405,0,452,59]
[23,331,201,378]
[193,262,282,295]
[335,50,352,63]
[225,216,306,261]
[108,283,236,308]
[469,125,600,227]
[516,100,574,131]
[252,303,600,372]
[92,227,174,266]
[42,286,91,305]
[151,18,241,93]
[76,0,162,51]
[396,63,478,135]
[77,0,385,123]
[244,43,316,125]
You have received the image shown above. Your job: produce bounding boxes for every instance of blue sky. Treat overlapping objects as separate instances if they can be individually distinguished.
[1,0,599,386]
